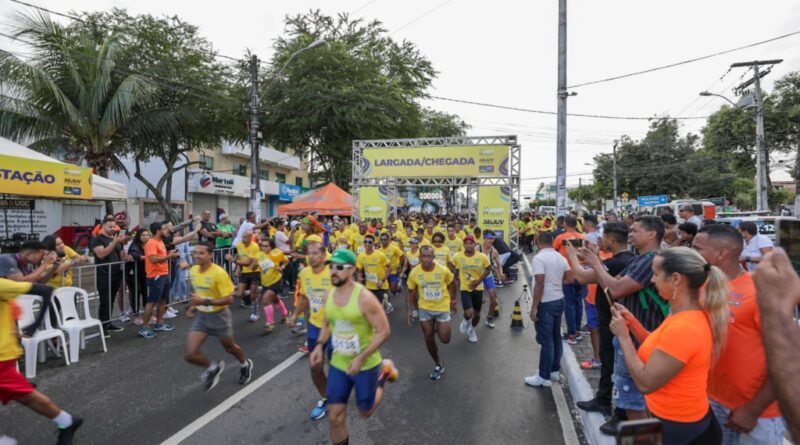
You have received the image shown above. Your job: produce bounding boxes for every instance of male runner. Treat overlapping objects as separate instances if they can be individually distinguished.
[406,245,456,380]
[185,242,253,391]
[355,234,391,312]
[444,225,464,257]
[233,230,261,308]
[310,249,398,445]
[452,235,491,343]
[378,233,404,311]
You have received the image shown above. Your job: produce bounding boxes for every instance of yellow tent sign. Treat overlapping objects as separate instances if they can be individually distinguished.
[0,154,92,199]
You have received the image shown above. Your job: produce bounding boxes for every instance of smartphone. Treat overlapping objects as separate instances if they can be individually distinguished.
[616,419,663,445]
[562,238,584,248]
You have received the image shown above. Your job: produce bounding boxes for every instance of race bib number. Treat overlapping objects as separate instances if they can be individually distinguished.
[357,246,366,254]
[310,290,325,312]
[409,256,419,266]
[260,259,275,271]
[365,272,379,284]
[332,331,360,356]
[423,287,443,301]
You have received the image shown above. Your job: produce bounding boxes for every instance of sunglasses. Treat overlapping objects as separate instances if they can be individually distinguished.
[331,264,353,271]
[364,240,374,244]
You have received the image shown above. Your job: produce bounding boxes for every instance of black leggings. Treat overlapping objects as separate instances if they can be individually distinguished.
[659,408,722,445]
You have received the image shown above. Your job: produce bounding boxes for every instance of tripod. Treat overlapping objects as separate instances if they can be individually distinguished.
[518,284,532,328]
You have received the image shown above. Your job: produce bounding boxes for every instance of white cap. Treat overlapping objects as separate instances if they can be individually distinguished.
[219,213,229,220]
[290,220,301,228]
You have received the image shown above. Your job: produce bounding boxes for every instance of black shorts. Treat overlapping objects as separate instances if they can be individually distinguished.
[371,289,386,301]
[240,272,260,287]
[263,282,283,296]
[460,290,483,312]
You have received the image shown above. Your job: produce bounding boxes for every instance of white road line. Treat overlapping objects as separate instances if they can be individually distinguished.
[160,351,305,445]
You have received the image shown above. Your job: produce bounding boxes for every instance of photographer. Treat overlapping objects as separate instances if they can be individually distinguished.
[42,235,89,288]
[90,217,132,336]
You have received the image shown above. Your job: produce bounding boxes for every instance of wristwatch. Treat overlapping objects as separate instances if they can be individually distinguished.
[204,298,212,306]
[745,256,751,262]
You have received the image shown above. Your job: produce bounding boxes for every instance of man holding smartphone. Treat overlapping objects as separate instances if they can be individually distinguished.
[553,215,588,345]
[140,221,180,339]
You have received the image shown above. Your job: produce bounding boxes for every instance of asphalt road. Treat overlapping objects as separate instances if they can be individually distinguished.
[2,278,568,445]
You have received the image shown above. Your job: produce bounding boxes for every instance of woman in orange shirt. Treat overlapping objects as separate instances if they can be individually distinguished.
[610,247,729,445]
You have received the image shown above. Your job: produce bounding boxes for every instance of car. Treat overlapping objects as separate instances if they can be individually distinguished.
[653,200,716,223]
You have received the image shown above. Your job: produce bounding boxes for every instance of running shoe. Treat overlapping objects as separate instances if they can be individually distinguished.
[105,323,124,333]
[566,335,579,345]
[298,343,309,354]
[379,359,399,382]
[411,309,418,320]
[484,318,496,329]
[467,326,478,343]
[153,323,175,332]
[281,311,293,324]
[202,361,225,391]
[459,318,469,335]
[310,399,328,420]
[550,371,560,382]
[163,311,177,319]
[385,302,394,314]
[524,374,552,387]
[239,359,254,385]
[263,324,275,334]
[580,358,601,370]
[291,325,307,335]
[429,364,445,381]
[138,327,156,339]
[248,313,259,322]
[167,306,178,315]
[579,324,591,334]
[118,313,131,323]
[56,415,83,445]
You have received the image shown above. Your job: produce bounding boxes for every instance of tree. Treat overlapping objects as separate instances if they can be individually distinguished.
[260,10,468,188]
[0,11,170,213]
[769,72,800,200]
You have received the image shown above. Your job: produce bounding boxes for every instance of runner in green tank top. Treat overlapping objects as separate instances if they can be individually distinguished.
[310,249,399,445]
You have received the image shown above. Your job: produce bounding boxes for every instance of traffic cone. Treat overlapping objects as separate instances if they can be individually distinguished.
[510,300,524,330]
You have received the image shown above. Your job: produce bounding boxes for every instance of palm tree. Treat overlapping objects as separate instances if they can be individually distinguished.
[0,11,178,212]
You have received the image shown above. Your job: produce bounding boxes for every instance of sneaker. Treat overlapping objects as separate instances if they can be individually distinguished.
[249,313,259,323]
[467,326,478,343]
[105,323,124,333]
[379,359,399,382]
[263,324,275,334]
[133,316,144,326]
[579,324,591,334]
[385,302,394,314]
[138,327,156,339]
[581,358,601,370]
[576,397,612,416]
[429,364,445,381]
[459,318,469,335]
[550,371,560,382]
[56,416,83,445]
[496,281,504,288]
[153,323,175,332]
[167,306,178,315]
[291,325,307,335]
[484,318,496,329]
[239,359,254,385]
[310,399,328,420]
[524,374,552,387]
[411,309,418,320]
[573,332,583,341]
[566,335,579,345]
[118,313,131,323]
[298,344,309,354]
[600,413,624,436]
[281,311,293,324]
[163,311,177,319]
[202,361,225,391]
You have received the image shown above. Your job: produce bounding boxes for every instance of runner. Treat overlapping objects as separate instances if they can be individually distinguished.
[185,242,254,391]
[349,222,369,255]
[309,249,398,445]
[478,230,505,328]
[430,233,452,270]
[406,245,456,380]
[378,233,405,311]
[444,225,464,256]
[355,234,392,313]
[0,279,83,444]
[232,230,261,308]
[257,238,290,333]
[452,235,492,343]
[287,237,332,420]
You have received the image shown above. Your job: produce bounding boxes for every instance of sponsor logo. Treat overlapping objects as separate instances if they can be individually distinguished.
[63,187,82,195]
[200,175,212,188]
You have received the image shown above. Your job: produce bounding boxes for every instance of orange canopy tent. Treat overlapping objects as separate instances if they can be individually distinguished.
[278,183,353,216]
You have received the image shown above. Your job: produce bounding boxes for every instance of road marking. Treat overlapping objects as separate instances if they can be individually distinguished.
[160,351,305,445]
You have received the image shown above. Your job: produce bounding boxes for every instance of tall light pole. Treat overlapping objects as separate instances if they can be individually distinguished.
[249,39,326,220]
[555,0,568,217]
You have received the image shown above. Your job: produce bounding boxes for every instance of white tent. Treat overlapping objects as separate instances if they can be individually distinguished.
[0,137,126,200]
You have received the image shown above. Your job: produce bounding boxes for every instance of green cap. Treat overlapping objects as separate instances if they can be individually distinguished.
[326,248,357,266]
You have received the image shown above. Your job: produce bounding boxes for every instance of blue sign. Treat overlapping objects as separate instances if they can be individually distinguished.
[279,183,302,202]
[637,195,669,207]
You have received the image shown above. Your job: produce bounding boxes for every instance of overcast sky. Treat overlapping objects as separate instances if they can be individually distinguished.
[2,0,799,195]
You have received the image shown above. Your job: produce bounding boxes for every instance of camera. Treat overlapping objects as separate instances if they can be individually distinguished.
[562,238,584,248]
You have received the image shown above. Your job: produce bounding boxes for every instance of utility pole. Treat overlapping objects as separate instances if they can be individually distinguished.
[612,141,618,213]
[731,59,782,213]
[249,54,261,220]
[555,0,570,217]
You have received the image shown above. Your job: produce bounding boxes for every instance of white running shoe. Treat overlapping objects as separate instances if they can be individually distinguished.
[385,302,394,314]
[550,372,560,382]
[467,326,478,343]
[118,313,131,323]
[460,318,469,335]
[525,374,552,387]
[249,313,259,322]
[163,311,177,319]
[167,306,178,314]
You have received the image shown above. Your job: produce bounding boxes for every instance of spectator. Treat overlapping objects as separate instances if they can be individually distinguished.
[738,221,773,272]
[661,213,679,247]
[553,216,588,344]
[553,216,566,238]
[140,221,180,339]
[232,211,268,247]
[610,247,728,444]
[679,204,702,229]
[694,224,786,444]
[676,222,698,248]
[0,240,58,283]
[90,219,131,335]
[490,232,519,284]
[753,248,800,442]
[525,231,572,387]
[171,238,192,304]
[198,209,221,246]
[215,214,235,269]
[41,235,89,288]
[126,229,150,325]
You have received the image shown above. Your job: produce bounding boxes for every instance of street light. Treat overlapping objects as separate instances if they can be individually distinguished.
[699,91,739,108]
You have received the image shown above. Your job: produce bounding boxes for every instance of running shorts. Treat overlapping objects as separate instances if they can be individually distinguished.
[0,359,34,404]
[460,290,483,312]
[327,364,381,411]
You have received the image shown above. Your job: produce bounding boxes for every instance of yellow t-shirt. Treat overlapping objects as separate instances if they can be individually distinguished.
[380,242,404,271]
[423,229,437,242]
[452,251,491,291]
[456,230,467,240]
[393,219,404,233]
[433,245,451,268]
[235,241,262,273]
[349,232,367,255]
[356,250,389,290]
[268,226,277,238]
[407,263,454,313]
[405,249,421,268]
[294,232,307,250]
[47,246,79,288]
[258,250,287,287]
[393,231,408,247]
[348,223,359,234]
[190,264,235,313]
[444,236,464,256]
[297,265,332,328]
[0,278,33,361]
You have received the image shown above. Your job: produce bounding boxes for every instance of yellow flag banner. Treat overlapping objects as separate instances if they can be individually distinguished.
[0,155,92,199]
[362,145,509,178]
[478,186,511,244]
[359,187,388,222]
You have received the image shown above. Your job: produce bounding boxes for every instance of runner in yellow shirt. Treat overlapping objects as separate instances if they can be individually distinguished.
[186,242,253,391]
[356,234,391,312]
[406,245,456,381]
[451,236,491,344]
[444,225,464,256]
[430,233,452,269]
[256,238,289,332]
[233,230,261,307]
[378,233,405,306]
[349,222,369,255]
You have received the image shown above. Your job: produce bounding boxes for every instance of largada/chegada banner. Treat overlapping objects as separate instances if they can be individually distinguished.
[359,186,388,222]
[478,186,511,244]
[361,145,509,178]
[0,154,92,200]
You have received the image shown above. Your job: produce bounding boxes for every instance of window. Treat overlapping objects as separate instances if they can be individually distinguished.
[199,154,214,170]
[276,173,286,183]
[233,163,247,177]
[259,169,269,181]
[295,177,303,187]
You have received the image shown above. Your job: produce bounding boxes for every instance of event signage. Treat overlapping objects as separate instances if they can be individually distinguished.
[361,145,509,178]
[279,183,302,202]
[359,187,388,222]
[478,186,511,244]
[636,195,669,207]
[0,155,92,200]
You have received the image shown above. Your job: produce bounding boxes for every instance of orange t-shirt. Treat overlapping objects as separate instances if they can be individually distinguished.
[552,232,587,266]
[708,273,781,418]
[144,238,169,278]
[637,310,713,422]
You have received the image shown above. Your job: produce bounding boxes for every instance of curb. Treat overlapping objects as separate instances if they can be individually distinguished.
[521,253,614,445]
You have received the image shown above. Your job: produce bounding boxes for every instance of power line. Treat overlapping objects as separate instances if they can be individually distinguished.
[430,95,709,120]
[390,0,454,35]
[351,0,380,15]
[567,29,800,89]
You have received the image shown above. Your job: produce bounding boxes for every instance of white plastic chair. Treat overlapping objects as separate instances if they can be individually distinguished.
[17,294,70,379]
[52,287,107,363]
